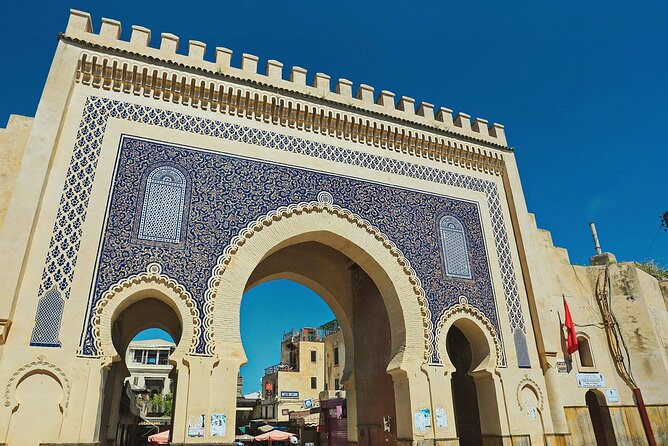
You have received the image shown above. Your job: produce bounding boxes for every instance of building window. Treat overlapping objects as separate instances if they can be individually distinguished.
[577,335,594,368]
[311,350,317,362]
[158,351,169,365]
[133,350,143,363]
[438,215,472,279]
[146,350,157,365]
[138,165,188,244]
[133,376,139,386]
[145,378,164,394]
[333,346,340,366]
[334,378,340,390]
[311,377,317,389]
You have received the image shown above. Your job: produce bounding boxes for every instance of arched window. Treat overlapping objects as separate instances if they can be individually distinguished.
[439,215,472,279]
[138,166,187,244]
[577,335,595,368]
[30,288,64,347]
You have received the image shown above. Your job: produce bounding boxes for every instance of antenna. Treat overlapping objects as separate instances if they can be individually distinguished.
[589,222,603,255]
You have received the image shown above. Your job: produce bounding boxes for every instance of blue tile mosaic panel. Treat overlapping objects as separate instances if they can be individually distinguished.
[31,96,529,366]
[79,136,501,358]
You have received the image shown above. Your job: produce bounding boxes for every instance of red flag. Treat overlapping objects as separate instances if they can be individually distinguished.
[564,297,579,355]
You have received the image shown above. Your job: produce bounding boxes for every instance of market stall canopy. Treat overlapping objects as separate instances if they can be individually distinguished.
[148,430,169,445]
[257,424,275,433]
[253,430,296,442]
[235,433,254,442]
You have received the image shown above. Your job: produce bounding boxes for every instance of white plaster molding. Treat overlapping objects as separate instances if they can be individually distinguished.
[89,263,201,360]
[516,374,545,412]
[4,355,71,412]
[434,299,502,368]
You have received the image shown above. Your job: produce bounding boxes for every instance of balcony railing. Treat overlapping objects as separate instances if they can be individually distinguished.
[264,363,295,375]
[282,321,341,343]
[283,328,321,343]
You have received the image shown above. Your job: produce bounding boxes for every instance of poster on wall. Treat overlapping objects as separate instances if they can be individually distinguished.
[187,415,205,437]
[211,414,227,436]
[435,406,447,428]
[414,408,432,431]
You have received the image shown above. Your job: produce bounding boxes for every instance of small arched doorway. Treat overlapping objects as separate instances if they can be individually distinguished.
[447,325,483,446]
[98,297,183,446]
[585,390,617,446]
[6,372,64,446]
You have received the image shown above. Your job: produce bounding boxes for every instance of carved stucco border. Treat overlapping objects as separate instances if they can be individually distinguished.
[434,297,502,368]
[204,195,434,361]
[4,355,71,411]
[88,263,201,359]
[516,374,545,412]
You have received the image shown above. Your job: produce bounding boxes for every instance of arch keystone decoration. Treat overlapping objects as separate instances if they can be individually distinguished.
[88,263,201,359]
[435,298,502,368]
[4,355,71,411]
[205,196,434,363]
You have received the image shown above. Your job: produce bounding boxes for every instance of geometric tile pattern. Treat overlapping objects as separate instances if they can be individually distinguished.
[439,215,473,279]
[33,96,528,367]
[81,137,501,361]
[29,288,64,347]
[138,165,187,244]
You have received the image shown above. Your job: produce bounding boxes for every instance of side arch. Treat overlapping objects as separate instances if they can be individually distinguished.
[516,375,545,413]
[4,356,70,412]
[89,263,200,362]
[207,197,433,370]
[435,298,501,371]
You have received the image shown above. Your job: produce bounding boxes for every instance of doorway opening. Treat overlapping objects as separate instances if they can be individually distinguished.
[240,279,340,445]
[239,240,399,446]
[447,325,483,446]
[585,390,617,446]
[98,297,182,446]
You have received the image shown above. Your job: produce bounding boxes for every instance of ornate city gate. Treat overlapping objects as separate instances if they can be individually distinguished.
[0,10,556,446]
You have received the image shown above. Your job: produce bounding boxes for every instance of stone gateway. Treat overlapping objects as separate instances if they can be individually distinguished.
[0,10,666,446]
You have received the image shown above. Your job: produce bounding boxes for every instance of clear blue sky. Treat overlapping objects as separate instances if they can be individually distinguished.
[2,2,666,392]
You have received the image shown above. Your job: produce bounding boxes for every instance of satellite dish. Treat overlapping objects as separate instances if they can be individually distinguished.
[290,436,299,444]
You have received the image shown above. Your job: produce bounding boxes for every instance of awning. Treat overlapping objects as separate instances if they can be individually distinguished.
[148,430,169,445]
[253,430,296,442]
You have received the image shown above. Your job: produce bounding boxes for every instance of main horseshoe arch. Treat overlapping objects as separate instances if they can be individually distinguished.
[207,198,433,370]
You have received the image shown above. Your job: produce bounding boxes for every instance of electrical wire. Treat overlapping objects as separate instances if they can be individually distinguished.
[645,223,662,257]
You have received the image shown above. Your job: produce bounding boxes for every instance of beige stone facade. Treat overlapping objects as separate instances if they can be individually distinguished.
[0,9,666,446]
[260,329,326,422]
[323,328,345,393]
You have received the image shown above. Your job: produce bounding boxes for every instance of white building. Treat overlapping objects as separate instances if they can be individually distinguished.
[125,339,175,395]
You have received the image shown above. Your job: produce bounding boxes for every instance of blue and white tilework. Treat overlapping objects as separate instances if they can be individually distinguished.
[33,96,529,367]
[80,136,502,359]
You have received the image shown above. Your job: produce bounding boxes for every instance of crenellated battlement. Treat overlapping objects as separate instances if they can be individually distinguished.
[63,10,509,148]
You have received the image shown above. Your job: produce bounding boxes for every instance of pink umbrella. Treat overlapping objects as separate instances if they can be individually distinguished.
[148,430,170,445]
[253,430,296,443]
